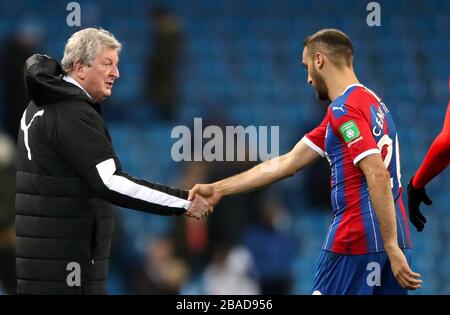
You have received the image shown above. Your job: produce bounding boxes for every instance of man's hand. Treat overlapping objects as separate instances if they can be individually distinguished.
[386,245,422,290]
[407,177,433,232]
[188,184,223,207]
[185,193,213,220]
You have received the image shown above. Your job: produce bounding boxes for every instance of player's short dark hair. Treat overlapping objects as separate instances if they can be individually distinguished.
[303,29,354,67]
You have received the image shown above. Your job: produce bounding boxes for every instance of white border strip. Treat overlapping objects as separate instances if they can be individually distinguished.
[341,83,364,96]
[353,148,380,165]
[302,136,325,157]
[368,197,379,252]
[96,158,190,209]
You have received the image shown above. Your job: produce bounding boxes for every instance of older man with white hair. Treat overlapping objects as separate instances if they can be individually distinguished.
[15,28,211,295]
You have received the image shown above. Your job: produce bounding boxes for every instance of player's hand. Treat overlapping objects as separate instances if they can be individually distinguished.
[407,177,433,232]
[387,245,422,290]
[185,193,213,220]
[188,183,222,207]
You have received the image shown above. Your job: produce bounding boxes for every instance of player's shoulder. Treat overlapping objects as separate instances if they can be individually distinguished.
[328,85,379,119]
[345,85,380,109]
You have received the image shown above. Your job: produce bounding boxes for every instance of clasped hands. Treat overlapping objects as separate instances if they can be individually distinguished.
[184,184,222,220]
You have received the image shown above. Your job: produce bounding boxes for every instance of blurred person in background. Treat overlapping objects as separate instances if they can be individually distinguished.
[204,159,264,261]
[202,243,259,295]
[146,6,183,121]
[172,161,210,273]
[190,29,422,295]
[201,117,264,261]
[107,210,141,294]
[0,133,16,294]
[0,22,42,142]
[408,78,450,232]
[171,115,264,274]
[243,196,296,294]
[15,28,212,294]
[133,236,189,294]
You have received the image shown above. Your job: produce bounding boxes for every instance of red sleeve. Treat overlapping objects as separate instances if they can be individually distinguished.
[328,102,380,165]
[412,102,450,188]
[302,114,328,157]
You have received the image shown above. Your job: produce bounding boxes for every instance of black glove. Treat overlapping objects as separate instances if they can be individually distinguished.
[407,177,433,232]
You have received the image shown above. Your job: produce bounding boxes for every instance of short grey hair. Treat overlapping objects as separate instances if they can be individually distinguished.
[61,28,122,73]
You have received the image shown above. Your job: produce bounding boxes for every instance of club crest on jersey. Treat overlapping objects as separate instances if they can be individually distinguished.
[339,120,360,143]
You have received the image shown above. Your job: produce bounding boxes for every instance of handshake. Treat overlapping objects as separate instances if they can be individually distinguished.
[184,184,222,220]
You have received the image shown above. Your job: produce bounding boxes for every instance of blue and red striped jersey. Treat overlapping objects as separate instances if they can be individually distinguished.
[303,84,411,254]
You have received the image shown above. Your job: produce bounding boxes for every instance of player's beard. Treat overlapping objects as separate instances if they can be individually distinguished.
[311,67,329,101]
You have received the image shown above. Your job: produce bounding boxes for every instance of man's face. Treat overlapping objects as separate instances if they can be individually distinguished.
[302,47,329,101]
[80,48,120,102]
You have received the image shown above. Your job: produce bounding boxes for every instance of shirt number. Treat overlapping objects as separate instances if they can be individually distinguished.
[376,134,402,188]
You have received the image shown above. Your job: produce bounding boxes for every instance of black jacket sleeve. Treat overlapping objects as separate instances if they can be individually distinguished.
[52,103,189,216]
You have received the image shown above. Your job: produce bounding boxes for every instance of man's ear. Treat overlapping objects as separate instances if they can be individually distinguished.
[315,53,325,70]
[73,61,85,80]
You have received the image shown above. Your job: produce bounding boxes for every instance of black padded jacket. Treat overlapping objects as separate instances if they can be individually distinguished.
[15,54,190,294]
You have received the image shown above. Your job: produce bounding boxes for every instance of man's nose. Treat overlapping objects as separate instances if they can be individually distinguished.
[111,64,120,79]
[307,76,312,85]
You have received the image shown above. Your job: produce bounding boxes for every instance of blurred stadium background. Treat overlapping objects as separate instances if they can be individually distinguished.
[0,0,449,294]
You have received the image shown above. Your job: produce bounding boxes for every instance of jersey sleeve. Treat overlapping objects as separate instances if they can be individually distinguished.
[328,103,380,165]
[53,105,190,216]
[302,114,329,157]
